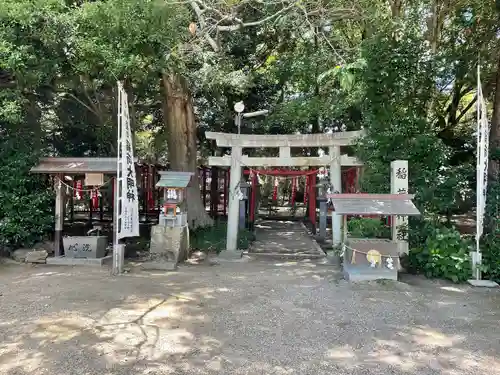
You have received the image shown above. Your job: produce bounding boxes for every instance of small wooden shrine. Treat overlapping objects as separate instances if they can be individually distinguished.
[327,193,421,281]
[155,171,194,227]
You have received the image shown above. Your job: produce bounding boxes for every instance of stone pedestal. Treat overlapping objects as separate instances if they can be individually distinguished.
[62,236,107,259]
[143,225,189,271]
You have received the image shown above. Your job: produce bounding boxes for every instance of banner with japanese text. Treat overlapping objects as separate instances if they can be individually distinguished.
[117,81,140,240]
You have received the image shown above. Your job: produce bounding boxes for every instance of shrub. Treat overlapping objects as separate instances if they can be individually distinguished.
[0,136,54,251]
[481,232,500,283]
[348,217,390,238]
[407,225,471,283]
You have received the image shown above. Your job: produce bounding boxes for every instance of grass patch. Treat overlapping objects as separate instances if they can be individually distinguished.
[190,221,255,253]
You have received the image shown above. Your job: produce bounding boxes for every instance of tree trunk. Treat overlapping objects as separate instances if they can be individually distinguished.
[161,73,213,229]
[390,0,403,19]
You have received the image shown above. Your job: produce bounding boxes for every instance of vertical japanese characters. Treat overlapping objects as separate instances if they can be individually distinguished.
[117,82,140,240]
[391,161,409,254]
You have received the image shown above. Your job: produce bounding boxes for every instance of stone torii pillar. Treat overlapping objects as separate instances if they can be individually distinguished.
[221,146,243,258]
[329,146,342,245]
[204,131,365,255]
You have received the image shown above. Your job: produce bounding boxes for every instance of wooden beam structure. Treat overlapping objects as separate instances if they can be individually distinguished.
[205,130,364,147]
[208,155,362,167]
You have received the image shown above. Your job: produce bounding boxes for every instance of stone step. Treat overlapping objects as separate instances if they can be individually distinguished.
[248,252,326,260]
[250,245,319,253]
[251,220,325,261]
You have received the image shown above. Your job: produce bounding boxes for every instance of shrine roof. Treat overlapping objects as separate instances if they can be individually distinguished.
[156,171,194,188]
[326,194,421,216]
[31,157,120,174]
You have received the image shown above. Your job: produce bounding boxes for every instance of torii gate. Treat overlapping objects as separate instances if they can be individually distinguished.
[206,130,365,258]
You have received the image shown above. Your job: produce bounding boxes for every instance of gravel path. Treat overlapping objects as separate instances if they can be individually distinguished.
[0,260,499,375]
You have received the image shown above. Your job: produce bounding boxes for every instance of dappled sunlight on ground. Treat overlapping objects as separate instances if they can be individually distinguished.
[325,325,500,374]
[0,260,499,374]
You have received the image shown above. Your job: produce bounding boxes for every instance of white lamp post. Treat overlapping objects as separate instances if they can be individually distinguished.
[234,101,245,134]
[233,102,269,134]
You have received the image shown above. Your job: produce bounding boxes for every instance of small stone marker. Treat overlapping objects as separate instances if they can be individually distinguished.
[25,250,48,264]
[12,249,31,262]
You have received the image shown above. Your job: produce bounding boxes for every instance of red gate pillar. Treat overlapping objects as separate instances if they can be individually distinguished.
[249,172,257,230]
[210,167,219,218]
[223,169,229,217]
[202,167,207,208]
[308,174,317,228]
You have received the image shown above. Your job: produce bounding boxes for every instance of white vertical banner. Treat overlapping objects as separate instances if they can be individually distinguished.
[391,160,409,255]
[473,65,490,280]
[117,81,140,240]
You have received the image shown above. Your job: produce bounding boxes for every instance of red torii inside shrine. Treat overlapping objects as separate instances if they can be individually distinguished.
[243,168,320,225]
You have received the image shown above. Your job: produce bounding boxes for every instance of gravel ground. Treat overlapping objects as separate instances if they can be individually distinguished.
[0,259,500,375]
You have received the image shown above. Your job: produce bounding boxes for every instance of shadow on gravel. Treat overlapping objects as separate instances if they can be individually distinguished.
[0,261,499,374]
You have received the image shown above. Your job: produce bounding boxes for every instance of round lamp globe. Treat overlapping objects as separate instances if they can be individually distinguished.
[234,101,245,113]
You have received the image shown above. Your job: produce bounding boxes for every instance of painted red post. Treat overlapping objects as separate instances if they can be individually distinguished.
[309,173,316,227]
[148,165,154,210]
[202,167,207,208]
[250,171,257,224]
[142,165,147,220]
[304,175,308,204]
[223,169,229,216]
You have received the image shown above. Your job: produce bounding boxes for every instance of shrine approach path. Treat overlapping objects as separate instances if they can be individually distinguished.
[248,219,326,259]
[1,260,500,375]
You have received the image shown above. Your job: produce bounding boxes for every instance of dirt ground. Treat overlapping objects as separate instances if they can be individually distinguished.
[0,259,499,375]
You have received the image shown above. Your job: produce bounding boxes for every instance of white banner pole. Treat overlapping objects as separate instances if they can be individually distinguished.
[112,83,123,275]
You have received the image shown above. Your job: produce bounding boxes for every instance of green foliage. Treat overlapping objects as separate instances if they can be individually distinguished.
[407,225,472,283]
[0,133,54,250]
[0,0,71,89]
[356,32,446,196]
[481,231,500,283]
[190,221,254,253]
[354,23,478,221]
[71,0,190,81]
[347,217,390,238]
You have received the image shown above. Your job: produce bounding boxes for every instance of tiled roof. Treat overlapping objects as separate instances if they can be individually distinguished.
[156,171,194,188]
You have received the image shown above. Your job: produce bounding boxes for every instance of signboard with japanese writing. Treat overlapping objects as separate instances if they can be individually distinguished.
[85,173,104,186]
[390,160,409,254]
[117,82,140,240]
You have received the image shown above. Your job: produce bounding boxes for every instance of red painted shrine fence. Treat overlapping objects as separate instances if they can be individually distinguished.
[31,157,230,225]
[31,156,363,229]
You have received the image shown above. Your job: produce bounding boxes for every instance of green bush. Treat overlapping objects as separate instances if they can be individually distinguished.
[407,225,471,283]
[481,232,500,283]
[348,217,390,238]
[0,136,54,251]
